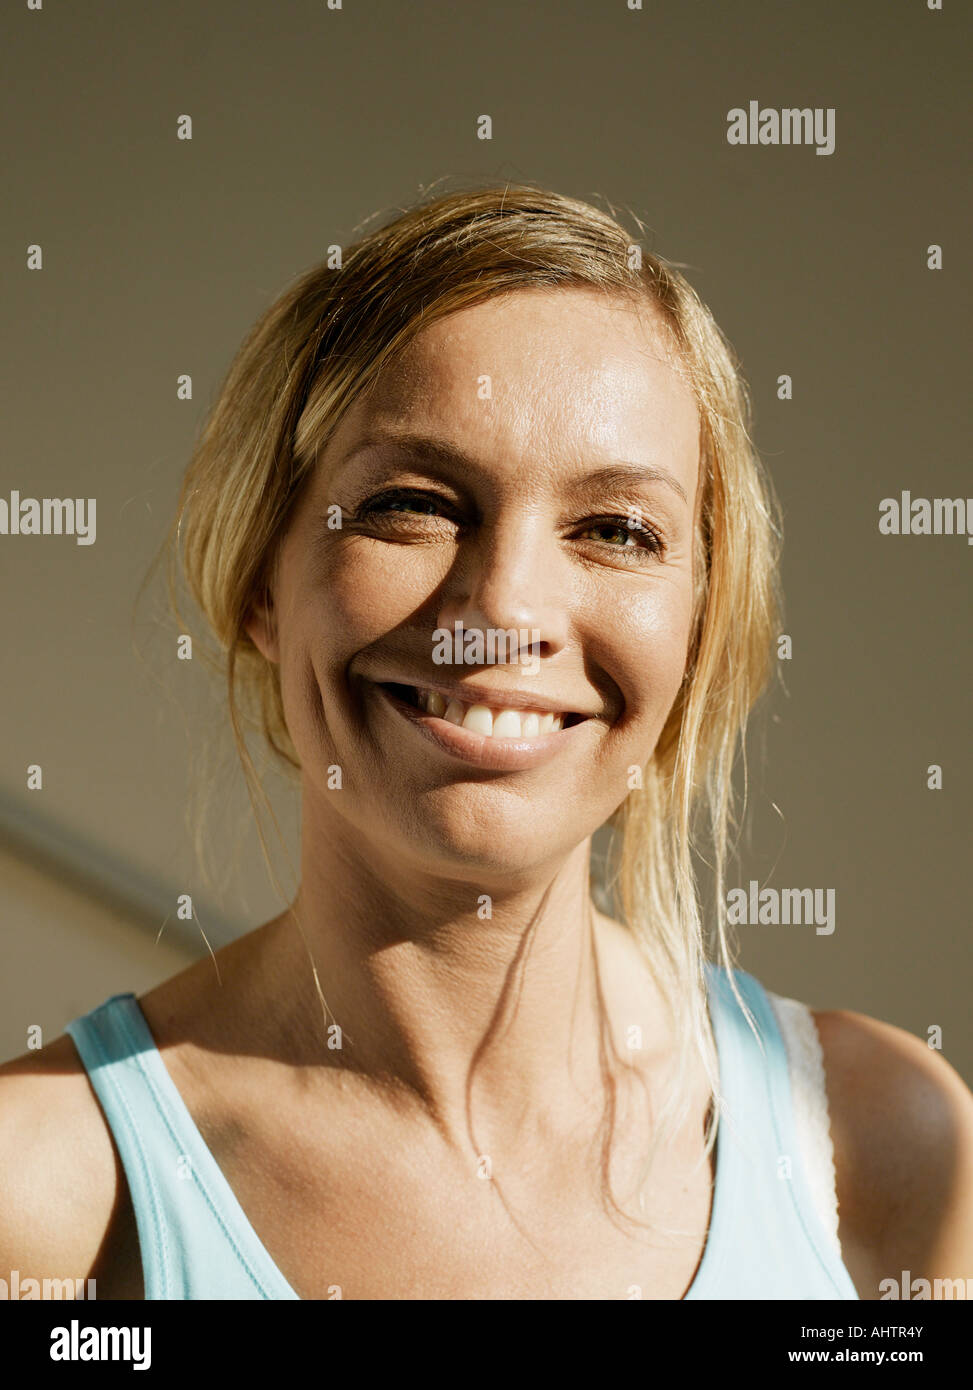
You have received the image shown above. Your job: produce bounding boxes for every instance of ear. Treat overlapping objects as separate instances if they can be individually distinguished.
[244,586,280,664]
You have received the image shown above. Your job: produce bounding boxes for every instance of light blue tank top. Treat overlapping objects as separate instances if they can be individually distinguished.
[64,963,859,1300]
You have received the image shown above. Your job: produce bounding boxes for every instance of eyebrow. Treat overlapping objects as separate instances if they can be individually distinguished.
[338,429,689,504]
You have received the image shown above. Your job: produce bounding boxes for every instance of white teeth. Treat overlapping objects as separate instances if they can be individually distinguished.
[413,688,567,738]
[492,709,523,738]
[462,704,494,735]
[443,699,466,726]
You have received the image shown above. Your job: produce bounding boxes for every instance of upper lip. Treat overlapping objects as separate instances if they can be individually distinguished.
[370,675,598,717]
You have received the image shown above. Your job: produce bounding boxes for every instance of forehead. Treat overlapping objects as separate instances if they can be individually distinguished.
[326,286,700,494]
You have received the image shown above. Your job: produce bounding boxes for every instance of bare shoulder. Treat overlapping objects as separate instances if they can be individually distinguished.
[0,1033,126,1285]
[0,935,261,1298]
[811,1007,973,1297]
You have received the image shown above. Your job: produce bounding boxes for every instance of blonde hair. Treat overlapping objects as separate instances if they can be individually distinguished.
[162,181,782,1219]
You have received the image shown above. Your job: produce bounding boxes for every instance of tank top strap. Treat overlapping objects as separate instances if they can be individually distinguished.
[687,962,858,1299]
[65,993,297,1300]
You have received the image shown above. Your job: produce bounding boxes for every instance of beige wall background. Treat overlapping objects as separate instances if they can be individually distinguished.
[1,1,969,1079]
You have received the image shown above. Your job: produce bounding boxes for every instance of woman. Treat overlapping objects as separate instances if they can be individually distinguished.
[3,185,971,1300]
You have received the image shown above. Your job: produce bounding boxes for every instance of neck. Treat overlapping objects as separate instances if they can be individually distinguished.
[258,791,660,1144]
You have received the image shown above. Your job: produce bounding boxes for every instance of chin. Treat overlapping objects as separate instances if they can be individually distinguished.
[388,797,584,883]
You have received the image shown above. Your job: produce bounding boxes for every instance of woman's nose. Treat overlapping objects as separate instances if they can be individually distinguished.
[435,521,569,665]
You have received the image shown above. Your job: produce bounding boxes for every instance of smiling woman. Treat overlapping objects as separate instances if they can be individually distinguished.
[3,183,972,1303]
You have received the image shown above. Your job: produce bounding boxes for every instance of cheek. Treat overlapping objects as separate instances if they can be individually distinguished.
[274,545,434,752]
[276,549,405,689]
[593,581,695,725]
[317,541,438,647]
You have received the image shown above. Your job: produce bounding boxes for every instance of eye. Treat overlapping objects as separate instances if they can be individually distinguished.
[576,514,666,560]
[356,488,458,521]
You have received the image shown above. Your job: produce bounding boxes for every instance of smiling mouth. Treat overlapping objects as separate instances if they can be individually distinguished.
[378,682,589,739]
